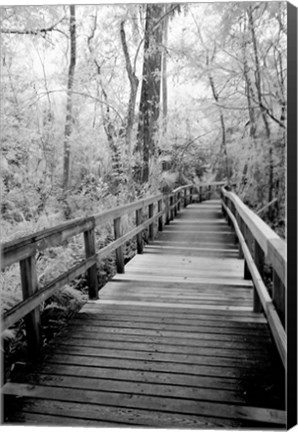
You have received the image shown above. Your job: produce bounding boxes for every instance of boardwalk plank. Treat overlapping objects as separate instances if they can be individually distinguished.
[3,200,285,427]
[3,383,285,425]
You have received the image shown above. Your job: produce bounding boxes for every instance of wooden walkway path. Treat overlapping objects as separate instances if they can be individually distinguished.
[3,200,285,428]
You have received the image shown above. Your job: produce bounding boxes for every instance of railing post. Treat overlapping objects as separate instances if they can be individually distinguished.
[174,193,178,217]
[114,217,125,273]
[84,227,99,299]
[253,240,264,312]
[158,199,163,231]
[20,255,41,359]
[237,215,244,259]
[177,191,181,211]
[136,208,144,253]
[190,187,193,204]
[148,203,154,240]
[242,225,252,280]
[198,186,202,203]
[165,196,170,225]
[170,196,174,220]
[272,270,285,325]
[184,188,187,207]
[208,185,212,200]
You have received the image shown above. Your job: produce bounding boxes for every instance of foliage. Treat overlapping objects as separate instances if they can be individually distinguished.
[1,2,286,374]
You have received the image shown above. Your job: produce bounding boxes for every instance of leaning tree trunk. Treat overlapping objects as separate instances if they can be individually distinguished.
[136,4,163,184]
[63,5,76,191]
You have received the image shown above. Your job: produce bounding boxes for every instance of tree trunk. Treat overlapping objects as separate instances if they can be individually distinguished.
[207,60,229,182]
[247,7,273,214]
[120,20,139,160]
[247,6,270,138]
[136,4,163,184]
[241,15,256,139]
[161,6,168,134]
[87,13,123,193]
[63,5,76,191]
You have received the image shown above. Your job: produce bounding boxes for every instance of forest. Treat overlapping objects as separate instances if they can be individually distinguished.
[1,3,286,372]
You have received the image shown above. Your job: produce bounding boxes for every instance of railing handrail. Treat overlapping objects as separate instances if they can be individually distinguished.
[220,186,286,368]
[2,183,208,339]
[2,185,198,264]
[221,187,286,287]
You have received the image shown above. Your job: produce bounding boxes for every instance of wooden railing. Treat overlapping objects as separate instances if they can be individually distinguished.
[221,187,286,367]
[2,183,225,360]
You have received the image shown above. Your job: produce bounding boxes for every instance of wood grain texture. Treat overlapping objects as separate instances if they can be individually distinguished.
[2,200,285,428]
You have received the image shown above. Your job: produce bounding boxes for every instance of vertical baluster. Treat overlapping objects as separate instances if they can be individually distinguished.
[158,199,163,231]
[20,255,41,359]
[208,185,212,200]
[113,217,125,273]
[84,226,99,299]
[174,193,178,217]
[136,208,143,253]
[184,188,187,207]
[170,196,174,220]
[237,215,244,259]
[243,225,252,280]
[148,203,154,240]
[165,196,170,225]
[177,191,181,211]
[272,270,285,325]
[253,240,264,312]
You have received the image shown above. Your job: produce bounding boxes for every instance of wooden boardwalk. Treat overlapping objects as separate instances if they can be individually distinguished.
[3,200,285,428]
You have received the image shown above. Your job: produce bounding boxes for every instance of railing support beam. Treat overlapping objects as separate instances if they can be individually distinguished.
[20,255,41,360]
[148,204,154,240]
[84,227,99,299]
[136,208,143,253]
[158,199,163,231]
[114,217,125,273]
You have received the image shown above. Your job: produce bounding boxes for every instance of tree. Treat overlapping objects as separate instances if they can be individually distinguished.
[135,4,163,184]
[63,5,76,192]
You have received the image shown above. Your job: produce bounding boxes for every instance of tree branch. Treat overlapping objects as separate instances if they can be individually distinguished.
[1,16,66,35]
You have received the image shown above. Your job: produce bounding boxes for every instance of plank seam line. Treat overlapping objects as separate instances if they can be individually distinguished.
[31,372,270,392]
[3,388,286,424]
[44,360,279,383]
[90,300,253,311]
[67,325,271,338]
[52,352,269,369]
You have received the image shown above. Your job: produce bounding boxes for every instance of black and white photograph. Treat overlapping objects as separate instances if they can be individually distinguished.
[0,1,295,429]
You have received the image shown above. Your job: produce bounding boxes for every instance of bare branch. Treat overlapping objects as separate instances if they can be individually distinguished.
[1,15,66,35]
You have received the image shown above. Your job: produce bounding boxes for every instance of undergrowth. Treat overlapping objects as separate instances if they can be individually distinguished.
[1,186,144,382]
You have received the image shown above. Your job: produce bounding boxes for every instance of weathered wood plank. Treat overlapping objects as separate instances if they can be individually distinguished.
[69,318,269,337]
[2,383,286,425]
[43,352,281,380]
[53,345,272,368]
[55,338,270,360]
[6,398,257,428]
[3,197,285,428]
[57,330,272,351]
